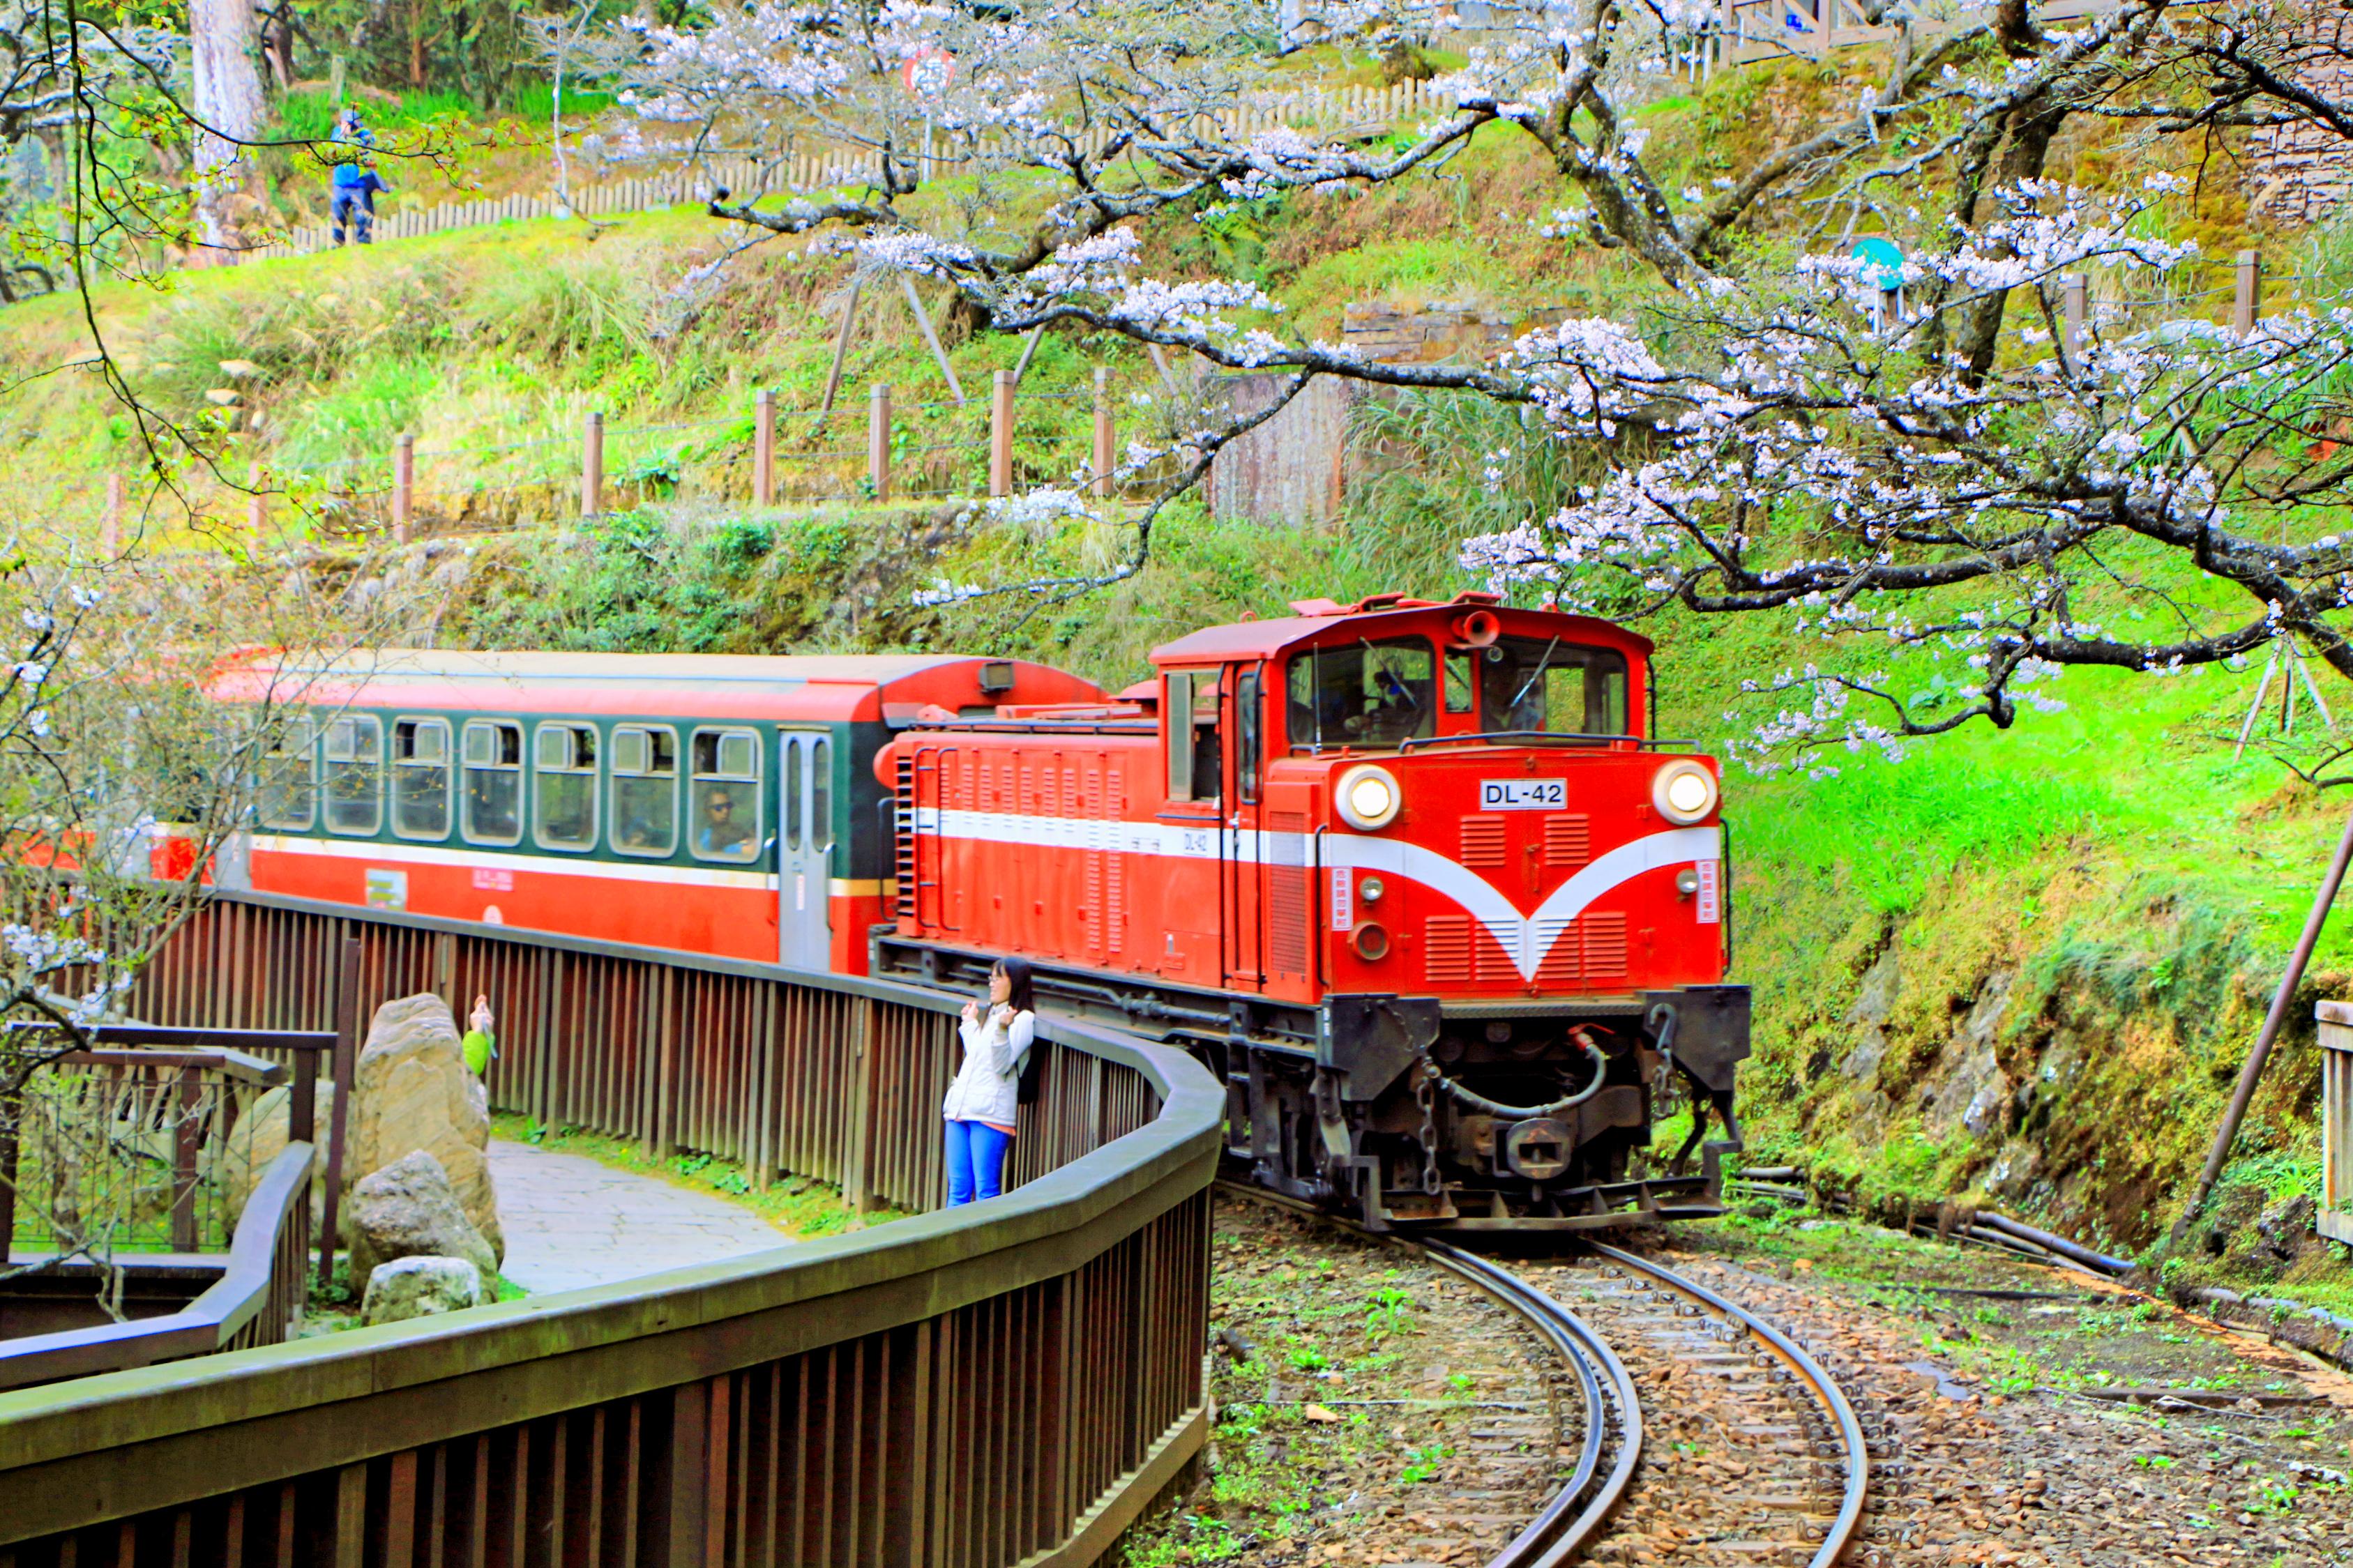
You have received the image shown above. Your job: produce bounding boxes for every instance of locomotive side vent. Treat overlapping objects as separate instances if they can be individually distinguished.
[1582,911,1630,979]
[1424,915,1473,984]
[1268,811,1310,977]
[1543,813,1591,869]
[1460,816,1507,868]
[1534,911,1631,985]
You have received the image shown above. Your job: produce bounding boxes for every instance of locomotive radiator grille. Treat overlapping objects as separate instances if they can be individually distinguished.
[1543,813,1591,868]
[1268,811,1310,979]
[1424,915,1473,984]
[1460,815,1508,868]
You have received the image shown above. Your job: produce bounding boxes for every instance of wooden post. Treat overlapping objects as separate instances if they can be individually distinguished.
[172,1065,202,1252]
[1093,367,1114,500]
[818,279,862,418]
[2060,274,2085,373]
[582,411,604,518]
[900,275,967,406]
[392,434,414,544]
[2234,249,2262,337]
[100,472,122,558]
[2322,1002,2353,1244]
[317,938,362,1293]
[990,370,1015,498]
[754,388,775,508]
[868,383,892,503]
[248,464,267,544]
[1011,322,1047,388]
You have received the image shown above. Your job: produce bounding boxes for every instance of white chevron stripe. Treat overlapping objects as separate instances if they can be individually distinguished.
[920,809,1717,983]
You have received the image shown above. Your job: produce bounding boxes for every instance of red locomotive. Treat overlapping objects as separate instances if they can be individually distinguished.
[870,592,1746,1228]
[208,593,1746,1228]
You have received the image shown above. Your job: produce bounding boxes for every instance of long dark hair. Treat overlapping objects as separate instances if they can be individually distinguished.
[992,956,1037,1015]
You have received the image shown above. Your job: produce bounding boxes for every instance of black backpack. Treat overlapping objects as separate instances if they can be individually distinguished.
[1014,1024,1045,1105]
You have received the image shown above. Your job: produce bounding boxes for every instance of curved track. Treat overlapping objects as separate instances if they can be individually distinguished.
[1215,1182,1870,1567]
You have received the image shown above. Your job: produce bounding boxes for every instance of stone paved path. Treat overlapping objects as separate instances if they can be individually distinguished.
[487,1138,794,1294]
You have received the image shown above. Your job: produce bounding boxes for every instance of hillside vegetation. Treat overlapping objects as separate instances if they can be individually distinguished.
[5,50,2350,1307]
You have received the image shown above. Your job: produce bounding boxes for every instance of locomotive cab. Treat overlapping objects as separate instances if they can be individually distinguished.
[872,591,1749,1231]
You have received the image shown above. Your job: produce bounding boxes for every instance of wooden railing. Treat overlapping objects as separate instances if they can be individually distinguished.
[0,890,1221,1567]
[0,1139,313,1392]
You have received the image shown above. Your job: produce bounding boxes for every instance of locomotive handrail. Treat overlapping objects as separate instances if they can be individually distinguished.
[0,889,1225,1566]
[1391,730,1704,752]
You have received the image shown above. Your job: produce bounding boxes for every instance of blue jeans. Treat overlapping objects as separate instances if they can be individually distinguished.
[944,1119,1013,1206]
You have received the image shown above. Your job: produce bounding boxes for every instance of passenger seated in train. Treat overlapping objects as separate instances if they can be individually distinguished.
[1286,639,1435,747]
[695,788,753,859]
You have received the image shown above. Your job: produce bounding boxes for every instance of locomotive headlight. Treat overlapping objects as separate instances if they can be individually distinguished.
[1336,764,1402,830]
[1651,761,1718,825]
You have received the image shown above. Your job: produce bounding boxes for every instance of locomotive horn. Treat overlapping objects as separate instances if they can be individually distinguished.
[1448,609,1501,648]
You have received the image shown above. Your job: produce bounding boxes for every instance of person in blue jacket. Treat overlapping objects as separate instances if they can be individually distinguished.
[329,109,388,245]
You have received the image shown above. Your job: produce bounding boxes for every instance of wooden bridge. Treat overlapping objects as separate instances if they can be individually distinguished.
[0,890,1220,1568]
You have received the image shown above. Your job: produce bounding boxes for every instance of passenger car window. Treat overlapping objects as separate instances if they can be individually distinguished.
[392,718,453,840]
[610,725,678,858]
[1285,638,1436,749]
[257,719,316,831]
[1476,637,1630,736]
[690,727,761,863]
[534,722,600,851]
[461,720,523,846]
[323,715,383,835]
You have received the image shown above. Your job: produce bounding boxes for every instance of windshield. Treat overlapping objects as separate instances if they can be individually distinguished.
[1286,637,1437,749]
[1471,636,1629,735]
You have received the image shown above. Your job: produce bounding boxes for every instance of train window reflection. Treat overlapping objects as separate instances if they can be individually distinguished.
[690,727,761,863]
[461,720,523,846]
[810,738,833,853]
[534,722,600,851]
[1476,638,1628,736]
[392,718,453,840]
[323,715,382,835]
[1285,638,1436,749]
[610,725,678,858]
[257,719,316,831]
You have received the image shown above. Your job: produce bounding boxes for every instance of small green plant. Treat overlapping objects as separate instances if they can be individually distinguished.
[2251,1477,2299,1514]
[1365,1286,1413,1340]
[1399,1443,1451,1485]
[712,1169,752,1194]
[1445,1373,1474,1395]
[2134,1454,2177,1470]
[1285,1342,1329,1372]
[524,1116,550,1145]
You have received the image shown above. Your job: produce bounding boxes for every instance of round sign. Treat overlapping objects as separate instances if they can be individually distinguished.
[1851,236,1905,291]
[902,48,956,100]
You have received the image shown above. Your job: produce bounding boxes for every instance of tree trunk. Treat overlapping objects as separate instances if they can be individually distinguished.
[410,0,428,87]
[190,0,265,254]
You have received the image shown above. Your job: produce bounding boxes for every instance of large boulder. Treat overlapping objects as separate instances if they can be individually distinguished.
[361,1254,487,1325]
[349,1150,499,1281]
[348,994,502,1263]
[220,1079,335,1232]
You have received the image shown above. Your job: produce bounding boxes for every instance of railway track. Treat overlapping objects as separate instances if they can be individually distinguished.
[1216,1182,1870,1566]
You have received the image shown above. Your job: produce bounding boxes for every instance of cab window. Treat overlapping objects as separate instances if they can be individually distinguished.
[610,726,679,858]
[1476,637,1629,736]
[391,718,453,840]
[257,719,316,831]
[1165,670,1222,804]
[323,715,383,835]
[534,722,599,851]
[1236,670,1261,805]
[461,720,523,846]
[1285,638,1436,749]
[690,728,762,863]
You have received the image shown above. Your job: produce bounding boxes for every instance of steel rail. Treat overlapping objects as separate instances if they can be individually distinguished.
[1213,1182,1641,1568]
[1590,1240,1870,1568]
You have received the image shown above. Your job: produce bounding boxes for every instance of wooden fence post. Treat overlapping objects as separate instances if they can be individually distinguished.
[2234,249,2262,337]
[101,472,122,558]
[819,279,861,418]
[1093,367,1114,500]
[248,464,268,545]
[317,938,361,1292]
[582,411,604,518]
[2061,274,2086,373]
[990,370,1015,498]
[392,434,414,543]
[869,383,892,503]
[754,388,775,508]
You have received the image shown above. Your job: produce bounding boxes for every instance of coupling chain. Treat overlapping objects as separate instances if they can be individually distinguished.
[1415,1069,1441,1194]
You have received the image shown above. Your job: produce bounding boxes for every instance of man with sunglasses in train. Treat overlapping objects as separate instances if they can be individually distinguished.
[696,789,752,859]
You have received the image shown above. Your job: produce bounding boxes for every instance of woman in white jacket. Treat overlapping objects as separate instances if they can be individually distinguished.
[943,957,1036,1205]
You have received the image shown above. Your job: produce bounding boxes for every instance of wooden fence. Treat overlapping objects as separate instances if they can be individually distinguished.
[0,889,1220,1567]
